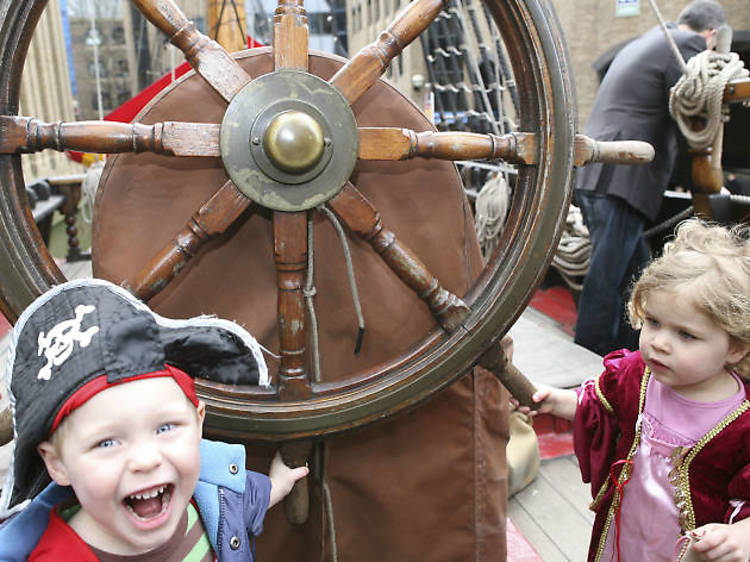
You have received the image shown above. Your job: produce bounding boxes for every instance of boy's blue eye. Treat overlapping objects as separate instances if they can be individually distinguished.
[97,439,115,449]
[156,423,175,435]
[678,330,695,340]
[645,317,659,328]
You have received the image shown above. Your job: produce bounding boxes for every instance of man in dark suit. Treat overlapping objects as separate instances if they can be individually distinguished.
[573,0,725,356]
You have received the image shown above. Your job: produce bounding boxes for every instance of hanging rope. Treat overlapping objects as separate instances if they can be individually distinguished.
[304,214,322,382]
[670,50,747,149]
[312,443,338,562]
[645,0,688,74]
[322,480,339,562]
[212,0,246,41]
[317,206,366,354]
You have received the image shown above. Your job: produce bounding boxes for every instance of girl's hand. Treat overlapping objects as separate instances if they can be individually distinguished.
[690,522,750,562]
[513,383,577,421]
[512,384,551,415]
[268,450,310,508]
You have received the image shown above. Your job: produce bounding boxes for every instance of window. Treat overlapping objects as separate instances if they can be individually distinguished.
[88,60,107,78]
[115,59,129,77]
[91,90,112,111]
[111,25,125,44]
[116,88,131,106]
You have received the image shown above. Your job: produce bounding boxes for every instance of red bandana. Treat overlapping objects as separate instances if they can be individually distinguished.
[50,364,199,434]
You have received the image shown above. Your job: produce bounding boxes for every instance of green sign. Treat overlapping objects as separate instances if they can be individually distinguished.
[616,0,640,17]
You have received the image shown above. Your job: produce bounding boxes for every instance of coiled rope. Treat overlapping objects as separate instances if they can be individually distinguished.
[474,171,510,260]
[644,0,748,150]
[79,158,105,224]
[669,50,747,149]
[550,205,590,292]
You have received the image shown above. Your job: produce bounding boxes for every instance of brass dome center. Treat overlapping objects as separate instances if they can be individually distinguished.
[263,110,325,174]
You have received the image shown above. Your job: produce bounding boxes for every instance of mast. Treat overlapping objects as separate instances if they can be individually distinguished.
[207,0,247,52]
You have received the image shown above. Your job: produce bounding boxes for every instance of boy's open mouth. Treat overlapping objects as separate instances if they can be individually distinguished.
[123,484,173,520]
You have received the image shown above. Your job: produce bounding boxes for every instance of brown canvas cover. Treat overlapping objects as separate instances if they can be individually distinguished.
[92,49,508,561]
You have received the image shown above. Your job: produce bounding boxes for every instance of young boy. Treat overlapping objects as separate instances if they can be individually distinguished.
[0,279,308,560]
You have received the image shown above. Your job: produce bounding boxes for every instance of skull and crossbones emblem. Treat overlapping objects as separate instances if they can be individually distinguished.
[37,304,100,381]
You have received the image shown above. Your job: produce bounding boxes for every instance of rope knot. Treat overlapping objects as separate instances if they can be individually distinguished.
[303,286,317,298]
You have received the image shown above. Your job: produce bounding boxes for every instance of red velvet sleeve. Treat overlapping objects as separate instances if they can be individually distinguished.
[574,377,618,497]
[725,464,750,524]
[573,349,641,499]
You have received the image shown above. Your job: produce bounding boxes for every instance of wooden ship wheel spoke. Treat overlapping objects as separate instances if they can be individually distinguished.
[273,211,311,400]
[0,117,220,157]
[327,183,470,332]
[131,0,252,102]
[125,180,252,301]
[0,0,657,449]
[270,0,312,409]
[358,127,654,165]
[272,0,310,71]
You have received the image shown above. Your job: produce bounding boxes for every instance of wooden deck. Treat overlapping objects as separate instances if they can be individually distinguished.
[508,304,601,561]
[0,259,601,560]
[510,455,594,560]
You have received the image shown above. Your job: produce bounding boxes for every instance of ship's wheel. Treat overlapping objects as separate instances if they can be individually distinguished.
[0,0,583,442]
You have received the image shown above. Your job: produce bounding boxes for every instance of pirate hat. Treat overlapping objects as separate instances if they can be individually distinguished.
[0,278,268,518]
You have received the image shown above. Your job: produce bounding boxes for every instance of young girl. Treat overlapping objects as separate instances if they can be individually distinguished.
[530,219,750,562]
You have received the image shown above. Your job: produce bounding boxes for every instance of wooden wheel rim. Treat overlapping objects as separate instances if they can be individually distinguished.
[0,0,575,441]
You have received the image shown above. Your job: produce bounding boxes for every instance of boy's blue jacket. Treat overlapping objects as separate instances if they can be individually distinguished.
[0,439,271,561]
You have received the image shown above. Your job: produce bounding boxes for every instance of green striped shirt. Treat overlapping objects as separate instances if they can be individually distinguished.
[88,503,216,561]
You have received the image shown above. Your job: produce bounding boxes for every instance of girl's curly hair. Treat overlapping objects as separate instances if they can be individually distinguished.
[628,219,750,378]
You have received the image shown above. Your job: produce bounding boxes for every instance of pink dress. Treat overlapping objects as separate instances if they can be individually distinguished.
[599,374,745,561]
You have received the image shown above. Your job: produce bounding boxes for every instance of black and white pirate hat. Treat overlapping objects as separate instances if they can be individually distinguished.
[0,278,268,518]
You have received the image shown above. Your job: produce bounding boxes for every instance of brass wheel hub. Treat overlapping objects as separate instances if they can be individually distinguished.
[220,70,358,212]
[263,110,325,174]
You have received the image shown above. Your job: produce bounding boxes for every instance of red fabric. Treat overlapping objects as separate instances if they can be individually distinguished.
[575,349,750,561]
[51,365,198,433]
[29,508,99,561]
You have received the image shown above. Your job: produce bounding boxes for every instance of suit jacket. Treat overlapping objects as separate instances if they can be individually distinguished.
[575,24,706,221]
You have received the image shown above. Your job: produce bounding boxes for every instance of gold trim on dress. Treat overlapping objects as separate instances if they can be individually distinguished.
[594,374,615,415]
[671,400,750,532]
[593,367,650,562]
[593,366,750,560]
